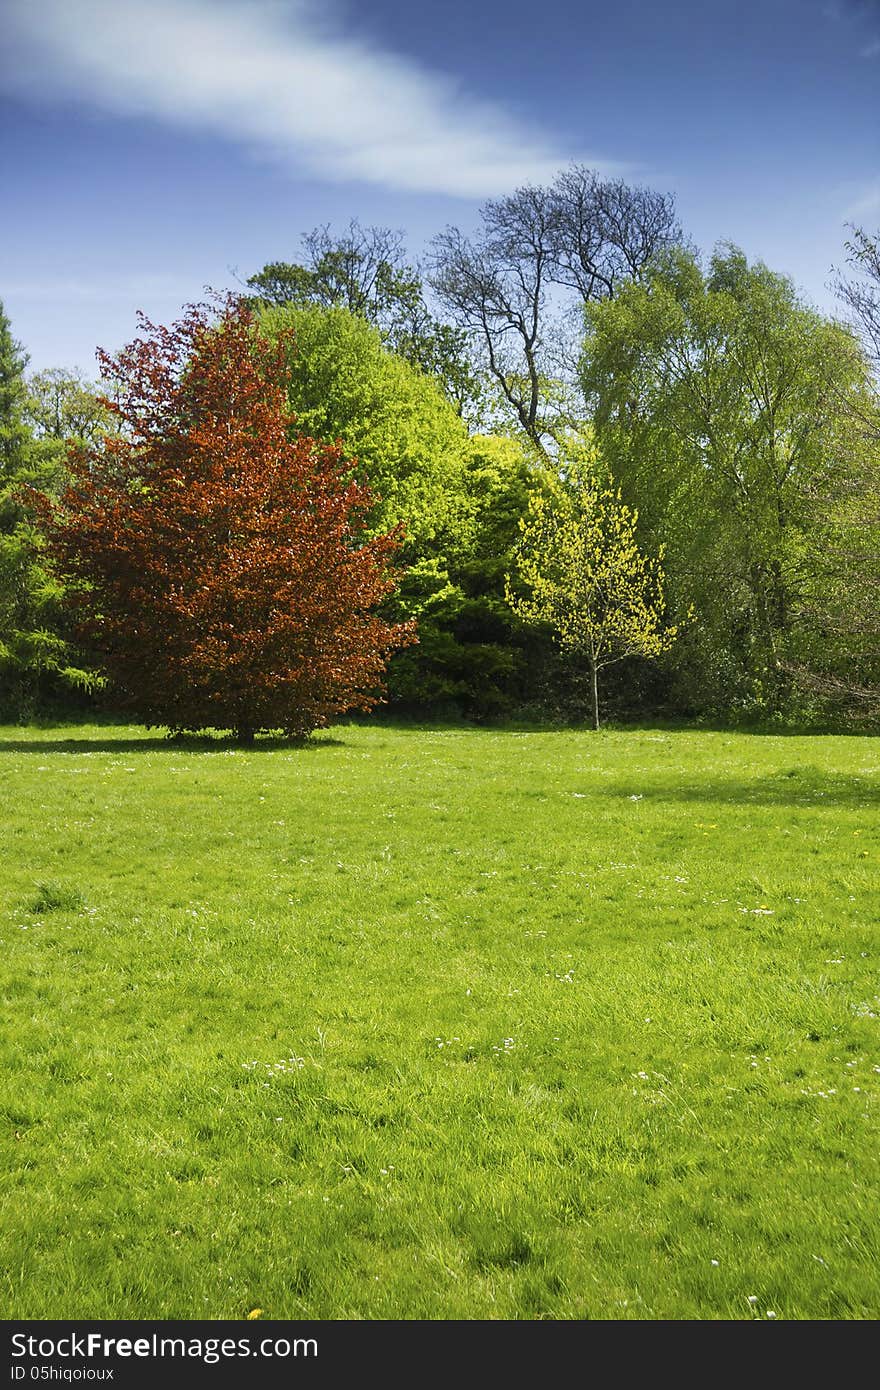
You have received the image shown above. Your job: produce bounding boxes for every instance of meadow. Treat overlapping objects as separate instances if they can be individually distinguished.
[1,721,878,1320]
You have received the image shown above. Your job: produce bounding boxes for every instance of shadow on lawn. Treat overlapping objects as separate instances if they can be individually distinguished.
[606,770,878,808]
[0,734,347,755]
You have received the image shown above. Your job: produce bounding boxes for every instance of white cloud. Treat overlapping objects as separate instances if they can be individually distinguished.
[1,0,606,197]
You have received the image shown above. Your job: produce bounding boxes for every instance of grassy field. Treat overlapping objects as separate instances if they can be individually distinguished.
[1,721,878,1320]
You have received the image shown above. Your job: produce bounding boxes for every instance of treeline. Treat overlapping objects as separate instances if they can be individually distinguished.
[1,167,878,727]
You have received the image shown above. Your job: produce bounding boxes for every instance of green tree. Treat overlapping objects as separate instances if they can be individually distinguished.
[0,304,97,716]
[24,367,108,445]
[506,442,679,728]
[581,244,868,717]
[387,434,555,716]
[258,303,472,558]
[259,303,556,714]
[247,221,422,321]
[798,225,880,717]
[0,300,30,475]
[247,221,480,417]
[258,303,480,710]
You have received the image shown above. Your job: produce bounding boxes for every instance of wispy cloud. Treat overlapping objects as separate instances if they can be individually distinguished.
[822,0,880,53]
[3,273,203,305]
[842,178,880,218]
[1,0,606,198]
[851,188,880,215]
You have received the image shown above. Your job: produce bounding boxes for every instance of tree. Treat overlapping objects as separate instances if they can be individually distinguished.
[429,166,680,451]
[36,298,414,741]
[430,185,558,451]
[802,225,880,716]
[386,305,482,422]
[581,245,868,717]
[387,434,556,716]
[835,225,880,374]
[506,443,679,728]
[247,221,481,417]
[257,303,473,560]
[258,303,549,714]
[247,221,421,322]
[24,367,109,446]
[0,302,97,717]
[0,299,30,475]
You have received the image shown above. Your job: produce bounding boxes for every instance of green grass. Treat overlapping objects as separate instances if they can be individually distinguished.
[1,721,878,1320]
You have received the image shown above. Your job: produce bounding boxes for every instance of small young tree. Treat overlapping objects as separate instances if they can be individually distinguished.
[506,449,679,728]
[35,298,414,740]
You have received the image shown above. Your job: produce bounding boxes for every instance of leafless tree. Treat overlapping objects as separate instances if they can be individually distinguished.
[830,226,880,469]
[429,165,680,451]
[548,167,679,300]
[834,225,880,375]
[430,185,558,450]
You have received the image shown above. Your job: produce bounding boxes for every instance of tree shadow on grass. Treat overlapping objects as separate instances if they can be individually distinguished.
[0,733,347,755]
[365,714,873,737]
[604,769,879,809]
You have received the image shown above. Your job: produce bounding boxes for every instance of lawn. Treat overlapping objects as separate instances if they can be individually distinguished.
[1,721,878,1320]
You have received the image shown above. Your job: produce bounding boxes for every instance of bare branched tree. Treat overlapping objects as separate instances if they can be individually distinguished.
[430,185,558,450]
[547,167,679,299]
[834,225,880,375]
[429,165,680,450]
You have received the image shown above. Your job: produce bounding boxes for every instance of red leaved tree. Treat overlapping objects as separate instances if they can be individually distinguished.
[35,297,415,740]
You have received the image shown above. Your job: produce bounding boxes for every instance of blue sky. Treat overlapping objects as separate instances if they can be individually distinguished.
[1,0,878,374]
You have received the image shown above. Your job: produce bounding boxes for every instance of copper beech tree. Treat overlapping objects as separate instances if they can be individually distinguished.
[35,298,415,741]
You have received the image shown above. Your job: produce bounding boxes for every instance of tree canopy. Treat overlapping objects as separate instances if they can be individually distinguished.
[581,244,870,716]
[248,220,480,417]
[4,172,879,730]
[0,302,99,717]
[258,302,473,559]
[430,167,680,451]
[36,299,414,740]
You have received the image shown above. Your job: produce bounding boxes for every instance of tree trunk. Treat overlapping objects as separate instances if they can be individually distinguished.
[235,725,255,746]
[589,655,600,731]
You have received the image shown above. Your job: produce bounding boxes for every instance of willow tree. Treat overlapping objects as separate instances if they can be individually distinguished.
[581,243,868,716]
